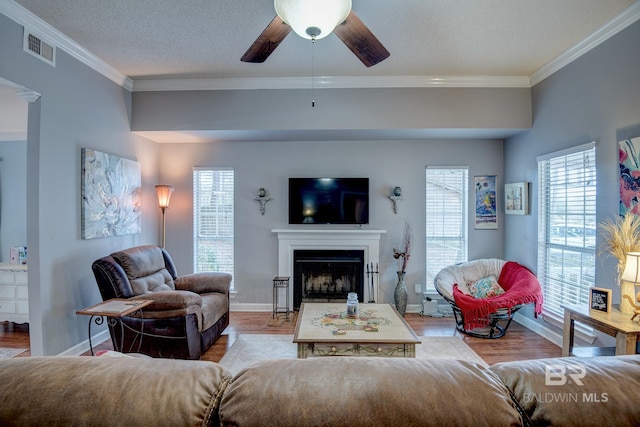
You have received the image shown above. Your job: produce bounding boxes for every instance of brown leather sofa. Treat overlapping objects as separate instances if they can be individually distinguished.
[91,245,231,359]
[1,354,639,426]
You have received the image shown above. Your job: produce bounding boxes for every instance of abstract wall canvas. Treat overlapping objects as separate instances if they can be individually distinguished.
[475,175,497,229]
[81,148,141,239]
[619,137,640,216]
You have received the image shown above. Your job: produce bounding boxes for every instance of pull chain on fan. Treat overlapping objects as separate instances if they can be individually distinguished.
[311,35,315,107]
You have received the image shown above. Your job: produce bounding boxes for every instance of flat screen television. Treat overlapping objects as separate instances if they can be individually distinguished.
[289,178,369,225]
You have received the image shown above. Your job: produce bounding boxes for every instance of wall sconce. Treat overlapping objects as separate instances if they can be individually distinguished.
[255,188,272,215]
[388,186,404,214]
[621,252,640,320]
[155,185,174,247]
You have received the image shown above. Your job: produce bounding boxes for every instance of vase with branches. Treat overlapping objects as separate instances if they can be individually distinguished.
[599,214,640,313]
[392,221,413,316]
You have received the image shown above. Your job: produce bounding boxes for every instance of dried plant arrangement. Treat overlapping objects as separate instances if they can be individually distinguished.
[393,221,413,272]
[599,214,640,280]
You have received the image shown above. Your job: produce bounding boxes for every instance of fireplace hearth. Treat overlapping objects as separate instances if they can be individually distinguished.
[273,228,386,306]
[293,250,364,310]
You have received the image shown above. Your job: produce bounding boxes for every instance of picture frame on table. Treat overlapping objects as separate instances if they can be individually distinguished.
[505,182,529,215]
[589,287,611,313]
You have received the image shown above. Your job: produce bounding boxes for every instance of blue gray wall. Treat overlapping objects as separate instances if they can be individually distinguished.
[135,74,531,310]
[159,138,504,309]
[0,13,160,356]
[132,87,531,134]
[0,140,27,262]
[504,21,640,337]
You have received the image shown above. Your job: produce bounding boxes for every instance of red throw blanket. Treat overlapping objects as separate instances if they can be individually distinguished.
[452,261,543,330]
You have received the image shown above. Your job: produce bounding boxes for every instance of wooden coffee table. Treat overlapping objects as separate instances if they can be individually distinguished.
[293,302,420,358]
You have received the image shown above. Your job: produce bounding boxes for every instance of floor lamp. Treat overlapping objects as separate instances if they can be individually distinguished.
[155,185,174,248]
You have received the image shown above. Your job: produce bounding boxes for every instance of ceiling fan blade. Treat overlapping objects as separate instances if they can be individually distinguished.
[333,11,390,67]
[241,15,292,63]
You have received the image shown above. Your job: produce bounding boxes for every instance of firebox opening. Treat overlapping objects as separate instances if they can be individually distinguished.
[293,249,365,310]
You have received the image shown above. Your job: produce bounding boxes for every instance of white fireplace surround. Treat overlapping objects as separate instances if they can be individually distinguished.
[273,229,386,303]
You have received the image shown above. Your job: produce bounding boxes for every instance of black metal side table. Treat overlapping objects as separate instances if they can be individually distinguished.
[76,298,152,355]
[272,276,290,319]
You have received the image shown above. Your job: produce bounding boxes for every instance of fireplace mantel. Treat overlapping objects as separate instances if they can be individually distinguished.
[272,228,386,303]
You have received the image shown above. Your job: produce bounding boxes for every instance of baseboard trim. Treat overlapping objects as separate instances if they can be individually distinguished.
[513,312,563,347]
[60,329,111,356]
[406,304,423,313]
[231,303,274,312]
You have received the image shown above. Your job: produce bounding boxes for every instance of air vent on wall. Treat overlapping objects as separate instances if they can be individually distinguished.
[23,28,56,66]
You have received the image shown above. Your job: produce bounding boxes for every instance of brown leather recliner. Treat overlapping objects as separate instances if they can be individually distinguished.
[91,245,231,359]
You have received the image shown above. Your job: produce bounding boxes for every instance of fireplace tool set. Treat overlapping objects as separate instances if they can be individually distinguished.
[365,262,379,303]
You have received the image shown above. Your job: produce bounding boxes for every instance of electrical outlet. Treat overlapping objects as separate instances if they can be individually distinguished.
[414,283,422,294]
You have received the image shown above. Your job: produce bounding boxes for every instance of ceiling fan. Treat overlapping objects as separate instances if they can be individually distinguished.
[241,0,390,67]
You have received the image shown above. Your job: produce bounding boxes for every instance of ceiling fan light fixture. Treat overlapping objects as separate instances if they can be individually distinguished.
[274,0,352,40]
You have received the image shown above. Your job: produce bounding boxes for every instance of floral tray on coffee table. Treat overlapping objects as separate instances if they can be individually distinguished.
[311,306,392,333]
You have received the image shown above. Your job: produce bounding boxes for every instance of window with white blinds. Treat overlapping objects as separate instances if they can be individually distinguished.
[425,167,469,289]
[193,168,234,286]
[537,143,596,318]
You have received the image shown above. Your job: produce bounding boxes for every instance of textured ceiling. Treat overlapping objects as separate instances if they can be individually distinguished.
[11,0,637,81]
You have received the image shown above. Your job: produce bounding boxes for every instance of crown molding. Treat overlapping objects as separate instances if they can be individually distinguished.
[530,1,640,86]
[0,0,133,91]
[132,75,531,92]
[3,0,639,92]
[16,89,40,102]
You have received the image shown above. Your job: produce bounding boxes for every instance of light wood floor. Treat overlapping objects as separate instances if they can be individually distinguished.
[202,312,562,365]
[2,313,562,365]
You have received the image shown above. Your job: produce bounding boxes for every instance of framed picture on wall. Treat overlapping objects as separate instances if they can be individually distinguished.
[505,182,529,215]
[619,136,640,216]
[474,175,497,229]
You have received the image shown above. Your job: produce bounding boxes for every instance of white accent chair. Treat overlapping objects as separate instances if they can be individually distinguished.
[434,259,521,338]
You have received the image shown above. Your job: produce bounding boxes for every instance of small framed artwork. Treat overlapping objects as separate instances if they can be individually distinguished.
[474,175,497,229]
[505,182,529,215]
[589,287,612,313]
[619,136,640,216]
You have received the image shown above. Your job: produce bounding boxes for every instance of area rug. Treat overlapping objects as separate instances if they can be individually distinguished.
[0,348,27,359]
[218,334,486,375]
[266,312,298,328]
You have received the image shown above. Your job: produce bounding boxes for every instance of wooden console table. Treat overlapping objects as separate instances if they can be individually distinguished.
[562,303,640,356]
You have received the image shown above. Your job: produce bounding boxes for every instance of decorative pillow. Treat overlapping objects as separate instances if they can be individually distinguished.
[469,276,504,298]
